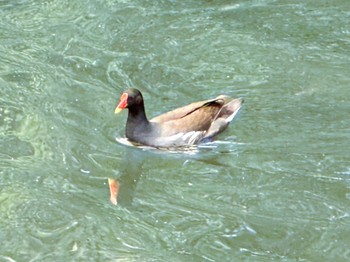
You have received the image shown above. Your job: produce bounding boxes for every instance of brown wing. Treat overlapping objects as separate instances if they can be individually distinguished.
[150,97,225,123]
[150,98,226,136]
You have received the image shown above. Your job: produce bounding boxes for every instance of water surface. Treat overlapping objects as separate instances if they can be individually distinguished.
[1,0,350,261]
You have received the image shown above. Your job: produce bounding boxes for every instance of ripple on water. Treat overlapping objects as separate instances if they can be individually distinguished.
[1,0,350,261]
[0,188,71,260]
[0,104,55,162]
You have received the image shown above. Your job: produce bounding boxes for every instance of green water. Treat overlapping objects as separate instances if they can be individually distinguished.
[1,0,350,261]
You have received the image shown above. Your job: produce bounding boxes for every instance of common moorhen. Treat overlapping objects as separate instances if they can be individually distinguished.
[115,88,243,147]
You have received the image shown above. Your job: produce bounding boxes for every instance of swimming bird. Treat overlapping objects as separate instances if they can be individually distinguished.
[115,88,243,147]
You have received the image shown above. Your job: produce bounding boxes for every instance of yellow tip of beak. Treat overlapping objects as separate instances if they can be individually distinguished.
[114,107,123,114]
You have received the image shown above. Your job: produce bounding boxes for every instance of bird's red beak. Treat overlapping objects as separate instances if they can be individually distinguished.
[114,93,128,114]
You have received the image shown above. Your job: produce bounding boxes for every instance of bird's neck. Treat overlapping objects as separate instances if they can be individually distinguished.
[127,102,149,124]
[126,102,151,140]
